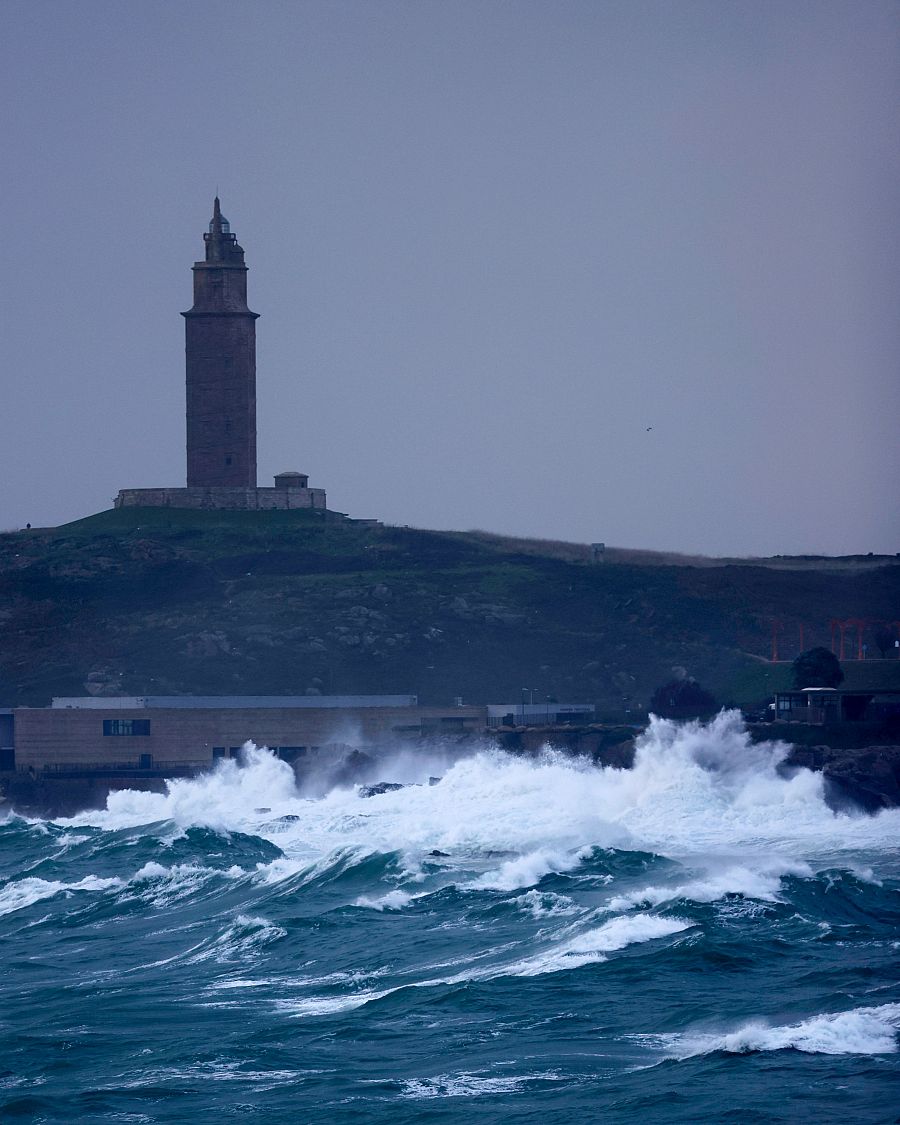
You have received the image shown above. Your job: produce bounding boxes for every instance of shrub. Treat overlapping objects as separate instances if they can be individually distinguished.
[649,678,717,720]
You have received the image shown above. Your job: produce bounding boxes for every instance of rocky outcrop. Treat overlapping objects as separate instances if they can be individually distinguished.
[783,744,900,812]
[491,725,637,767]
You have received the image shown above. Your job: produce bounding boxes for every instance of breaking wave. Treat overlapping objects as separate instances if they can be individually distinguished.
[662,1003,900,1057]
[54,712,900,867]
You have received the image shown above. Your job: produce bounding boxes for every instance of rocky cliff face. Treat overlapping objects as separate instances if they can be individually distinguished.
[783,745,900,812]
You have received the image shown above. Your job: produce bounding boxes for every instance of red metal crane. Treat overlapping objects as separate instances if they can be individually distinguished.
[830,618,849,661]
[845,618,868,660]
[771,619,784,663]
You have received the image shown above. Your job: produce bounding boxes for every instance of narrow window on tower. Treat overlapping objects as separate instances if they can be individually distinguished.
[225,455,233,467]
[224,419,232,434]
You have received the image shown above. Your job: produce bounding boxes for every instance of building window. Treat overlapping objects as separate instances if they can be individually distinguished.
[224,455,233,466]
[224,419,232,434]
[275,746,306,762]
[212,747,226,759]
[102,719,151,736]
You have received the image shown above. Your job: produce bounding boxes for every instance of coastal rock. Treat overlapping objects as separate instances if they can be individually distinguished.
[358,782,405,798]
[448,596,472,619]
[183,631,232,658]
[783,744,900,812]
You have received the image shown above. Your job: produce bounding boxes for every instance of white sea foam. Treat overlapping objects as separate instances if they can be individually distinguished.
[355,889,416,910]
[664,1003,900,1057]
[400,1071,562,1098]
[275,989,393,1016]
[0,874,123,916]
[607,857,812,911]
[506,913,693,976]
[106,1061,320,1091]
[50,713,900,890]
[62,742,301,832]
[464,846,589,892]
[513,889,580,919]
[124,861,244,907]
[185,914,287,965]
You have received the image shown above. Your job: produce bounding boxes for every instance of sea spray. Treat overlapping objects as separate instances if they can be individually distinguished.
[59,710,900,867]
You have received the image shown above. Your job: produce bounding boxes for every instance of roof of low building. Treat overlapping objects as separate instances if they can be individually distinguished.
[50,695,418,710]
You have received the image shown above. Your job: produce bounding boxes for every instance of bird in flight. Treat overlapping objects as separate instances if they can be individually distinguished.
[646,426,653,432]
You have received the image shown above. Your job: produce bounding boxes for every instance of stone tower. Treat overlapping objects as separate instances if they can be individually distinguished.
[115,200,331,514]
[182,198,259,487]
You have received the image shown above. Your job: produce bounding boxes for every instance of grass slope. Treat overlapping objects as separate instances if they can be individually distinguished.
[0,509,897,715]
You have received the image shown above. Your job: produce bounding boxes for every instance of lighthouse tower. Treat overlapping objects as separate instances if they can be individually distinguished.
[114,199,329,513]
[182,198,259,488]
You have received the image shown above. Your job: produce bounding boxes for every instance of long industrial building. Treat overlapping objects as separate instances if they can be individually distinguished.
[0,695,599,784]
[0,696,490,779]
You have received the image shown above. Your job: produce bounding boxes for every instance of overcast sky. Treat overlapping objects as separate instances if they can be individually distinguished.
[2,1,898,556]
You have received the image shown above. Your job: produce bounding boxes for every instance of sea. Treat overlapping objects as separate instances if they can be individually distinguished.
[2,711,898,1124]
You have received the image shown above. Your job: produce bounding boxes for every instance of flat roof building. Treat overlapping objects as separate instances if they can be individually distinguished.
[2,697,488,781]
[773,687,900,724]
[486,703,596,728]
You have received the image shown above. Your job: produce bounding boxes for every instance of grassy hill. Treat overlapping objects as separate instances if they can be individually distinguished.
[1,508,898,716]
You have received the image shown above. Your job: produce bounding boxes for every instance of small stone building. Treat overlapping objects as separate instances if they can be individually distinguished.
[115,474,326,511]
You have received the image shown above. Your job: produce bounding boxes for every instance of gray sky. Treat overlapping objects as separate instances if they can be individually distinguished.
[2,0,898,555]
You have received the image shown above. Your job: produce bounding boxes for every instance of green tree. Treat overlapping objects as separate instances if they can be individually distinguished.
[649,678,717,720]
[792,647,844,689]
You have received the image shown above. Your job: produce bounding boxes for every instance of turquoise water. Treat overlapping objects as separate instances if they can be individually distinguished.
[2,713,899,1123]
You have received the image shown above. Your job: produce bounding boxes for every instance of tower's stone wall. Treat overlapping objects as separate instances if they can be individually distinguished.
[184,315,257,487]
[183,199,259,488]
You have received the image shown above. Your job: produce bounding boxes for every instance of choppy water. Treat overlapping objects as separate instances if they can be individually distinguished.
[2,712,898,1123]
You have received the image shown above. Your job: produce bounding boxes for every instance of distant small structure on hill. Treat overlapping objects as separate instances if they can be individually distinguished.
[115,199,326,513]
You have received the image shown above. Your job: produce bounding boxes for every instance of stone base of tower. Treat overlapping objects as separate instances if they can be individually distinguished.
[115,482,326,512]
